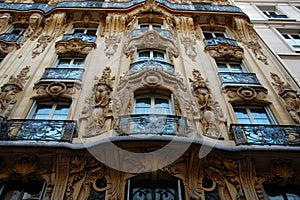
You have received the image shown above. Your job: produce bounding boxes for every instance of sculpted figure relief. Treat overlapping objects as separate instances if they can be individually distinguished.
[189,69,225,138]
[80,67,115,136]
[271,72,300,124]
[21,13,43,44]
[0,66,30,120]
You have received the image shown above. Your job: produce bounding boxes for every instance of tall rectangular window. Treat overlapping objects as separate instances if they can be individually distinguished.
[29,103,70,120]
[278,29,300,52]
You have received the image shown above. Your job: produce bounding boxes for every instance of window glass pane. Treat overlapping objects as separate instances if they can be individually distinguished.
[135,98,151,114]
[282,34,290,39]
[73,29,85,34]
[234,108,251,124]
[52,104,70,120]
[140,24,149,29]
[154,98,170,114]
[217,63,229,72]
[153,51,164,61]
[86,29,97,35]
[153,25,162,30]
[291,34,300,40]
[250,108,271,125]
[138,51,150,60]
[72,59,84,68]
[267,195,285,200]
[215,32,226,38]
[57,59,71,68]
[286,193,300,200]
[230,64,243,72]
[32,105,52,119]
[203,32,213,39]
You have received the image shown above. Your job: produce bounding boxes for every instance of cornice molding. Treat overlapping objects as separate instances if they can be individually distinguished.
[0,0,244,14]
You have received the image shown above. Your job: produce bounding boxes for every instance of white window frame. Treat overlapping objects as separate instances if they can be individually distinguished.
[27,102,71,120]
[136,49,167,62]
[216,61,248,73]
[233,106,277,125]
[133,94,174,115]
[7,25,26,35]
[53,57,85,68]
[70,23,98,35]
[202,28,229,39]
[138,23,163,30]
[281,31,300,51]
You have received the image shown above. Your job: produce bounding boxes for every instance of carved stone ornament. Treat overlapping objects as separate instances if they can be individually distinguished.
[13,154,37,177]
[203,156,245,200]
[205,42,244,60]
[257,159,299,192]
[33,81,80,101]
[233,17,268,65]
[105,14,126,37]
[114,69,188,129]
[225,86,268,104]
[0,13,11,32]
[79,66,115,136]
[20,13,43,44]
[0,66,30,120]
[32,12,66,58]
[271,72,300,124]
[55,38,96,55]
[189,69,226,138]
[0,41,20,54]
[104,35,121,58]
[181,36,197,61]
[167,0,230,5]
[123,30,179,63]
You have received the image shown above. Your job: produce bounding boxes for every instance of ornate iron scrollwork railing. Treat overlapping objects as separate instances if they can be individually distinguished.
[0,119,77,142]
[204,37,238,47]
[119,114,186,136]
[61,33,96,43]
[230,124,300,146]
[130,60,175,75]
[0,33,23,43]
[218,72,261,85]
[41,68,85,80]
[130,28,173,39]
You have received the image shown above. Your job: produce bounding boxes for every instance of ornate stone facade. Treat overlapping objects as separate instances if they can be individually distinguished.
[0,0,299,200]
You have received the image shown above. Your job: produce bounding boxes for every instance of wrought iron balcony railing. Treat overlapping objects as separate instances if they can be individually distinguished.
[0,119,77,142]
[61,32,96,43]
[230,124,300,146]
[41,68,85,80]
[130,28,173,39]
[130,60,175,75]
[0,33,23,43]
[204,37,238,47]
[119,114,186,136]
[218,72,261,85]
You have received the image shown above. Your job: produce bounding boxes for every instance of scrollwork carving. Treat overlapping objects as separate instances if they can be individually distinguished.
[205,42,244,60]
[225,86,268,104]
[104,35,121,58]
[20,13,43,44]
[55,38,96,55]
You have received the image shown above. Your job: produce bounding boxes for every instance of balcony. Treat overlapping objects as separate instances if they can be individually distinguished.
[61,32,96,43]
[130,60,175,75]
[204,37,238,47]
[130,28,173,39]
[119,114,186,136]
[230,124,300,146]
[0,33,23,43]
[41,68,85,80]
[218,72,261,85]
[0,119,77,142]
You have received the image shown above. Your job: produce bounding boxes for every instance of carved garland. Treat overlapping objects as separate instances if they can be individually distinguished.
[55,38,97,55]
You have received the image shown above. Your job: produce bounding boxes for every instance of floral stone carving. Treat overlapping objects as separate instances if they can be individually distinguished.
[0,66,30,120]
[189,69,226,138]
[80,66,115,136]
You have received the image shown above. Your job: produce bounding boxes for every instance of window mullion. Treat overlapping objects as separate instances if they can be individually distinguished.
[49,104,57,120]
[246,108,255,124]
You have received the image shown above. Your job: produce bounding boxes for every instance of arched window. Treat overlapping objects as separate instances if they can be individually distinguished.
[0,180,45,200]
[126,172,185,200]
